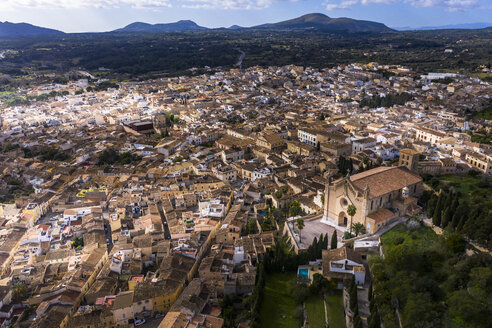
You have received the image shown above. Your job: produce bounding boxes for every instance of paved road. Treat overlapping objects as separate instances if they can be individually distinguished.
[138,317,163,328]
[235,48,245,69]
[37,212,61,225]
[157,202,172,240]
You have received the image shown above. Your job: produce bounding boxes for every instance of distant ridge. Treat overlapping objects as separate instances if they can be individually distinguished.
[111,13,391,34]
[394,22,492,31]
[114,20,207,33]
[252,13,392,32]
[0,21,64,37]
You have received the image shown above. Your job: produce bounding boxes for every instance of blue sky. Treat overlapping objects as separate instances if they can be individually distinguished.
[1,0,491,32]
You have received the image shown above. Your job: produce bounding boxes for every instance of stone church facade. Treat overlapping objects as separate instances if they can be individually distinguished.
[322,166,423,234]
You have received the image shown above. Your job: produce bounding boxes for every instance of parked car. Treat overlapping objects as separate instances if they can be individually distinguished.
[135,319,146,326]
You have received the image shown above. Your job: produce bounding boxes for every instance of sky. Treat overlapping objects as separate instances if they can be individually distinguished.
[0,0,491,33]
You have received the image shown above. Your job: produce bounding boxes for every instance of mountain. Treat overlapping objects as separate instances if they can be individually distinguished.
[394,22,492,31]
[0,21,63,37]
[252,13,392,32]
[114,20,207,33]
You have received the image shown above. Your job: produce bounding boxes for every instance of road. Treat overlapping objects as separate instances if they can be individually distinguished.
[235,48,245,69]
[137,317,163,328]
[156,202,172,240]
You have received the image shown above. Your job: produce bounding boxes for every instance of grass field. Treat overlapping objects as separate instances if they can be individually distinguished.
[305,296,326,328]
[260,272,298,328]
[381,224,439,254]
[325,291,345,328]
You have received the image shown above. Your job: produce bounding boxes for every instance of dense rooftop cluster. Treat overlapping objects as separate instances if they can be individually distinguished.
[0,63,491,328]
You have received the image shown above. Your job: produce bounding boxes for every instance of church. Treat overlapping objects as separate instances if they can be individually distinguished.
[322,166,423,234]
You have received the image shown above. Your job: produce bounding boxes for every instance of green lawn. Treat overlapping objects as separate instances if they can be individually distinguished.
[260,272,298,328]
[381,224,439,255]
[325,291,345,328]
[305,296,326,328]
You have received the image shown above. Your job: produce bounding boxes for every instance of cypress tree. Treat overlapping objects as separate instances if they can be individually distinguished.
[354,315,362,328]
[457,214,468,232]
[432,192,444,226]
[444,191,453,209]
[368,280,373,301]
[451,193,459,211]
[441,207,452,228]
[369,312,381,328]
[426,193,436,218]
[331,230,338,249]
[462,207,480,236]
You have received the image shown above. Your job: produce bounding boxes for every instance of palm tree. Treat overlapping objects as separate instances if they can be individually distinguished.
[347,204,357,235]
[296,217,305,242]
[352,222,366,236]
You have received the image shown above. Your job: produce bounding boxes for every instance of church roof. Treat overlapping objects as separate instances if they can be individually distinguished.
[350,166,422,199]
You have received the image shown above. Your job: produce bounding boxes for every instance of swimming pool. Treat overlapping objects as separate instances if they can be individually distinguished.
[298,268,309,281]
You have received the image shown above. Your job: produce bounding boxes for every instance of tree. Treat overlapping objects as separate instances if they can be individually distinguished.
[71,237,84,249]
[310,273,333,296]
[246,218,257,234]
[12,282,28,303]
[293,283,310,304]
[331,230,338,249]
[446,233,466,254]
[347,204,357,234]
[288,200,301,217]
[402,292,439,328]
[441,207,452,228]
[369,312,381,328]
[322,233,329,250]
[353,315,363,328]
[352,222,366,236]
[426,193,436,218]
[296,218,305,241]
[368,280,373,301]
[432,192,444,226]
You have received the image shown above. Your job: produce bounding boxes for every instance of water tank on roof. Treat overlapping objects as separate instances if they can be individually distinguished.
[402,186,410,198]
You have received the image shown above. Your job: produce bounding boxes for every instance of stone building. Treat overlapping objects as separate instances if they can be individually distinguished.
[321,166,423,234]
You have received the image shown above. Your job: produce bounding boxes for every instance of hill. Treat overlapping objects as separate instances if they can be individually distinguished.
[253,13,392,32]
[114,20,207,33]
[0,22,63,37]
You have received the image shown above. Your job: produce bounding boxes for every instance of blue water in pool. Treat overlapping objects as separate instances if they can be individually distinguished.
[298,268,309,280]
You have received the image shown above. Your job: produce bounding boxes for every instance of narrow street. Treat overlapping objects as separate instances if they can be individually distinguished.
[156,202,172,240]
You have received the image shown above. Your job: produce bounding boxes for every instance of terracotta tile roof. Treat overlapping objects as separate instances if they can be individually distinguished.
[322,247,363,267]
[367,208,396,224]
[350,166,422,198]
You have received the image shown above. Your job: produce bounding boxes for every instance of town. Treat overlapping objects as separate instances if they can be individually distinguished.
[0,62,491,328]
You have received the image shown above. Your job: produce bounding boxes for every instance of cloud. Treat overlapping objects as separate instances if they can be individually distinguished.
[0,0,299,11]
[0,0,172,11]
[179,0,276,10]
[325,0,481,12]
